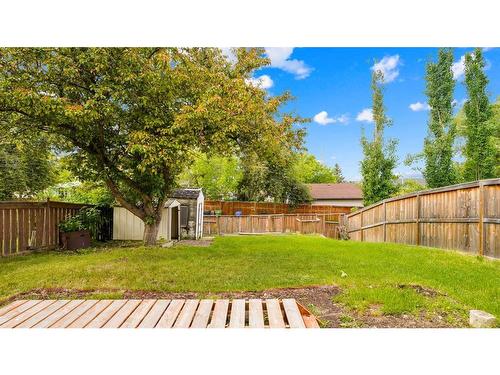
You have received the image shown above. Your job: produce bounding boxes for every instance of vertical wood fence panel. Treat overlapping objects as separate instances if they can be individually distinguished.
[0,200,86,256]
[203,213,342,239]
[204,200,352,215]
[344,179,500,259]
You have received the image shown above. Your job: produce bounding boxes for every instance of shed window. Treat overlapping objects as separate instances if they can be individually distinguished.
[180,205,189,227]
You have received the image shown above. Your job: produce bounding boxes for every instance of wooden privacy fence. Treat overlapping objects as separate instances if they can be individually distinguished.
[204,200,353,216]
[203,214,342,238]
[344,179,500,259]
[0,200,87,256]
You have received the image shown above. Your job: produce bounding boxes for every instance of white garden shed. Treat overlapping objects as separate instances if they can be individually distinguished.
[113,188,204,241]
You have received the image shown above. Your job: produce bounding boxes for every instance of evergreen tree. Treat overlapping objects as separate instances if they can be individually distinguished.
[333,163,345,183]
[360,70,398,206]
[423,48,457,188]
[462,48,496,181]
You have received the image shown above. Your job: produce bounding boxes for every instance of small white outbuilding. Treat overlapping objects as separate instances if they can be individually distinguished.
[113,188,204,241]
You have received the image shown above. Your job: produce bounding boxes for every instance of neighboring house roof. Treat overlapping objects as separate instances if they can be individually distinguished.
[306,183,363,200]
[170,188,203,200]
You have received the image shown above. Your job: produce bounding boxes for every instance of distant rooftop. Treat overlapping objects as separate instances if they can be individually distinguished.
[306,183,362,200]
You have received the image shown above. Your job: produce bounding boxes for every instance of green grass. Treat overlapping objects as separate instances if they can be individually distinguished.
[0,235,498,323]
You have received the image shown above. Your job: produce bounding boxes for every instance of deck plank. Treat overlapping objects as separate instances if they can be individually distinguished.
[50,300,99,328]
[265,299,285,328]
[121,300,156,328]
[0,300,40,326]
[229,299,246,328]
[16,300,71,328]
[173,300,199,328]
[156,299,185,328]
[2,300,55,328]
[282,299,306,328]
[85,300,128,328]
[248,299,265,328]
[33,300,85,328]
[209,299,229,328]
[68,300,113,328]
[0,300,28,317]
[296,302,320,328]
[0,298,320,329]
[102,300,142,328]
[191,299,214,328]
[138,300,171,328]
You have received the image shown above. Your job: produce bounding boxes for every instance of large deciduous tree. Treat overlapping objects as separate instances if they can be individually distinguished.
[423,48,457,188]
[462,48,496,181]
[360,70,398,206]
[292,152,340,184]
[0,48,304,245]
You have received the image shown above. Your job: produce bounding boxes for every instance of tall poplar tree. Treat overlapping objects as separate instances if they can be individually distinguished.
[360,70,398,206]
[423,48,457,188]
[462,48,496,181]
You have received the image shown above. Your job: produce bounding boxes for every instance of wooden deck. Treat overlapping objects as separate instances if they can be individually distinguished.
[0,299,320,328]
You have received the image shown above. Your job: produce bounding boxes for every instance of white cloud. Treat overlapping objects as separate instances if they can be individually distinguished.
[452,52,492,80]
[313,111,349,125]
[265,48,312,79]
[409,101,430,111]
[371,55,401,83]
[356,108,373,123]
[220,48,237,64]
[452,55,466,80]
[246,74,274,89]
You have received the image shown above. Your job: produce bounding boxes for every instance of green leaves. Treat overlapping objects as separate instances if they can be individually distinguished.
[0,48,306,242]
[423,48,458,188]
[462,48,496,181]
[360,70,398,206]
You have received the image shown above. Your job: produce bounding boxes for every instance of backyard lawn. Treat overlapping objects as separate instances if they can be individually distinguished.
[1,235,498,327]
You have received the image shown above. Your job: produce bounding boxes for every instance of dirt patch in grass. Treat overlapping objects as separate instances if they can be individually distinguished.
[397,283,445,298]
[7,285,465,328]
[174,239,214,247]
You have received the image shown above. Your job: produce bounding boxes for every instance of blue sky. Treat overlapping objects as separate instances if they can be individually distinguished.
[248,48,500,181]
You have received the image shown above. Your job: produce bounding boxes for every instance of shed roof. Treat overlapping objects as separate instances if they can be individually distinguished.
[170,188,202,199]
[306,183,362,200]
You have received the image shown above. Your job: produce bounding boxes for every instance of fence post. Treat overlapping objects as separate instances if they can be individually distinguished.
[217,215,221,235]
[416,193,421,246]
[360,210,364,242]
[383,201,387,242]
[478,182,485,256]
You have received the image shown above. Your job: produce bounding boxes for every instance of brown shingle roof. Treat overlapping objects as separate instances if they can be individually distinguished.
[306,183,362,200]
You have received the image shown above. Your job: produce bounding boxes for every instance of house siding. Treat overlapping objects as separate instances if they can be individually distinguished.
[311,199,363,207]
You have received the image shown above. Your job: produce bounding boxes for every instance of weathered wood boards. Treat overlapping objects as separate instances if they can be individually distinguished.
[203,214,341,239]
[205,200,352,216]
[0,299,319,329]
[345,179,500,259]
[0,200,86,256]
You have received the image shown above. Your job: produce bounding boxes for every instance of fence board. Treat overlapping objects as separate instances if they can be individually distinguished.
[203,214,341,239]
[204,200,352,216]
[345,179,500,258]
[0,200,88,256]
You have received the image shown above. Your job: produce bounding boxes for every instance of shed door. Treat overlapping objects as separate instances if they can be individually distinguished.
[171,207,179,240]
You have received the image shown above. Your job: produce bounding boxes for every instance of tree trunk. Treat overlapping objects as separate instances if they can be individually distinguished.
[143,221,161,246]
